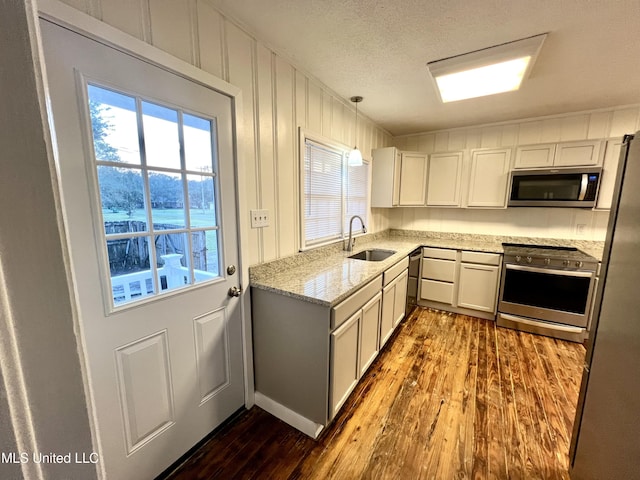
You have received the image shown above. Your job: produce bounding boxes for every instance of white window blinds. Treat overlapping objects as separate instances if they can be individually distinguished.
[302,136,369,248]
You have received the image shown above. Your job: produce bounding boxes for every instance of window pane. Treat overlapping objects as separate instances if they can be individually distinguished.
[98,166,146,232]
[87,84,141,164]
[184,114,215,172]
[107,236,154,305]
[148,171,186,229]
[187,174,217,227]
[304,139,343,245]
[192,229,220,282]
[142,102,181,169]
[156,232,192,292]
[344,160,369,233]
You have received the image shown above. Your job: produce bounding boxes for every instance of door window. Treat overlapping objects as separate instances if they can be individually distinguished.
[87,84,222,308]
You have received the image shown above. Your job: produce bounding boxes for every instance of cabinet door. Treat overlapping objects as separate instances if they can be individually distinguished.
[457,263,500,313]
[514,144,555,168]
[330,310,361,419]
[380,281,396,349]
[359,292,382,376]
[554,140,603,167]
[595,139,622,210]
[393,270,409,327]
[427,152,463,206]
[371,147,398,208]
[399,152,428,206]
[467,148,512,208]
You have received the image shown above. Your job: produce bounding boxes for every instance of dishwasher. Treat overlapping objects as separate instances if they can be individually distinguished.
[406,248,422,315]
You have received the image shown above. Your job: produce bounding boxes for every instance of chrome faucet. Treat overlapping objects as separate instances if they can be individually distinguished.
[344,215,367,252]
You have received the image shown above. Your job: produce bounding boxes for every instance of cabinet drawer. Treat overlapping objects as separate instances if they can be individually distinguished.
[383,257,409,286]
[460,251,501,266]
[422,258,456,282]
[420,279,454,305]
[423,247,457,260]
[331,275,383,329]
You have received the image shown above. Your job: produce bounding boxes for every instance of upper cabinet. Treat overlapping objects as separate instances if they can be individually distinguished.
[595,138,623,210]
[371,147,401,208]
[514,140,605,169]
[426,152,463,207]
[398,152,429,206]
[467,148,512,208]
[371,147,427,207]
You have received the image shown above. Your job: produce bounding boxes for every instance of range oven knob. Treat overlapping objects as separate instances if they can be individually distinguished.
[526,256,533,264]
[544,258,551,265]
[515,255,521,263]
[563,260,571,267]
[575,261,583,268]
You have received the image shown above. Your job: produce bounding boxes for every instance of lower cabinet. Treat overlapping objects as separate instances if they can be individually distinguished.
[418,248,502,320]
[330,309,361,419]
[458,262,500,312]
[252,257,409,439]
[380,264,409,348]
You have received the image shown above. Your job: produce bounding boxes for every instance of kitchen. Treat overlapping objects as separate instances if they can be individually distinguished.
[2,1,639,479]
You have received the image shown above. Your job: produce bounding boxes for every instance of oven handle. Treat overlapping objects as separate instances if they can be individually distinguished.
[499,313,586,334]
[578,173,588,201]
[505,263,594,278]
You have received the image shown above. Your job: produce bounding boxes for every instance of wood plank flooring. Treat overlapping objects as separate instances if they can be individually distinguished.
[164,308,585,480]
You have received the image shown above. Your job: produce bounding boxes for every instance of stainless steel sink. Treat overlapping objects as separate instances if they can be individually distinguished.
[348,249,396,261]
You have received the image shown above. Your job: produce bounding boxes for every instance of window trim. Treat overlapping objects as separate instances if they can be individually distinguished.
[298,128,371,251]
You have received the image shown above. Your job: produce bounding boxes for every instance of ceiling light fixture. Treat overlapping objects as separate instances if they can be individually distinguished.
[427,34,547,103]
[348,96,364,166]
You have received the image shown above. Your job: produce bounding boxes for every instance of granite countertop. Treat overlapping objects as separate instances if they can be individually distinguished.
[249,230,605,307]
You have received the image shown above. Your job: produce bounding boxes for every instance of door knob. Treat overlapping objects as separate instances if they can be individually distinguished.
[228,286,242,297]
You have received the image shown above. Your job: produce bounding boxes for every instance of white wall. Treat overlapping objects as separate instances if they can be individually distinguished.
[56,0,394,265]
[392,106,640,241]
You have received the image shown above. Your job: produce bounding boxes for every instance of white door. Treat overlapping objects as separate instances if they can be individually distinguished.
[40,20,244,479]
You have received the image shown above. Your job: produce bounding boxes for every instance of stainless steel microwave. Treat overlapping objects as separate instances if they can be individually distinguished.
[508,167,602,208]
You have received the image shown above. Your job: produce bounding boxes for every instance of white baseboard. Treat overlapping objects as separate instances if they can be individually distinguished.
[254,392,324,439]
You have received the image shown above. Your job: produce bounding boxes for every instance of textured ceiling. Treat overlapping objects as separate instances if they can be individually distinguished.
[208,0,640,136]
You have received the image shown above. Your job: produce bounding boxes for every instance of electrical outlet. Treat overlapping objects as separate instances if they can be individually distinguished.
[576,223,587,236]
[250,209,269,228]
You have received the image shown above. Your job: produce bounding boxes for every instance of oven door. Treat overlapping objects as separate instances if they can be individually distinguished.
[498,264,595,327]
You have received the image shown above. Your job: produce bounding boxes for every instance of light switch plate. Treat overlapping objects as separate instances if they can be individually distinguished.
[250,209,269,228]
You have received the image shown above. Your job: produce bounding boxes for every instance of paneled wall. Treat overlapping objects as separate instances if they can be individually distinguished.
[392,106,640,241]
[58,0,393,265]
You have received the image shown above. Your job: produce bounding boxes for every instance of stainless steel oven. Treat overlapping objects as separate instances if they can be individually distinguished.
[497,244,598,342]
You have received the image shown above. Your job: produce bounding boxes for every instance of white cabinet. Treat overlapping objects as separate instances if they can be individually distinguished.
[514,140,604,169]
[330,310,361,418]
[418,248,502,320]
[399,152,428,206]
[392,270,409,327]
[371,147,401,207]
[595,138,623,210]
[458,252,501,313]
[359,292,382,377]
[371,148,427,207]
[427,152,463,206]
[467,148,512,208]
[555,140,604,166]
[514,143,555,169]
[380,259,409,348]
[420,247,458,305]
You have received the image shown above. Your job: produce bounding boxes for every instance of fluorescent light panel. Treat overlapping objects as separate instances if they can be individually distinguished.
[428,34,546,103]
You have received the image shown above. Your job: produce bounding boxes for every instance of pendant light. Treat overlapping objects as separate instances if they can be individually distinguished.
[348,96,363,166]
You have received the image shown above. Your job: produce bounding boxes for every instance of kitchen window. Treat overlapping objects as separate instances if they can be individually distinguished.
[300,131,370,249]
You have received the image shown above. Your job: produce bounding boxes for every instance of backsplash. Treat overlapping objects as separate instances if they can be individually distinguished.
[389,207,610,241]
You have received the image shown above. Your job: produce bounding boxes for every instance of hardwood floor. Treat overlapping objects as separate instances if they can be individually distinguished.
[164,308,585,480]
